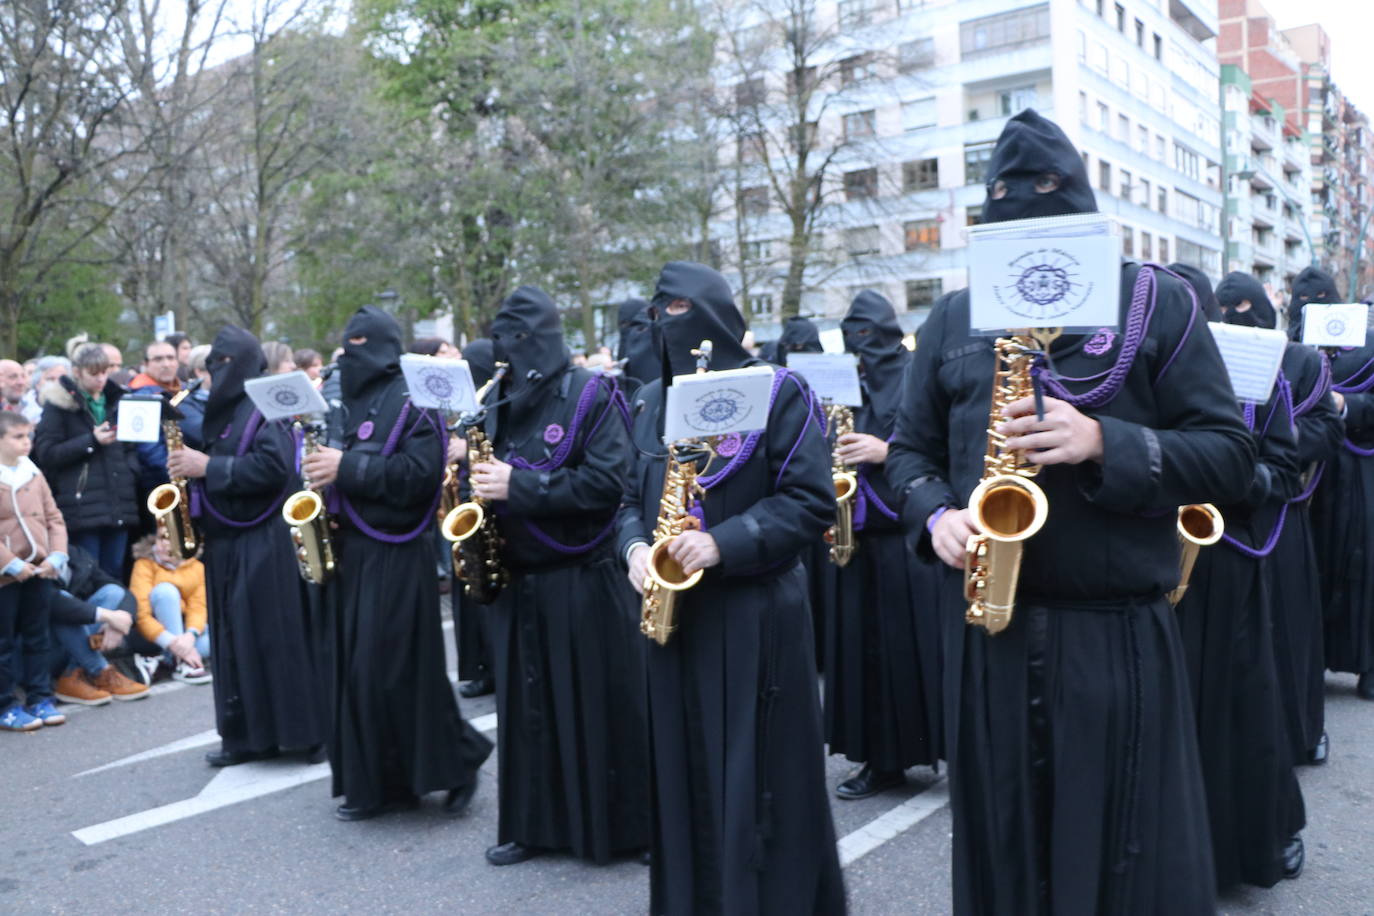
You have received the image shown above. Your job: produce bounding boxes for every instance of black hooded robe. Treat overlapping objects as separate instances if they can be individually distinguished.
[1175,377,1306,890]
[618,262,845,915]
[327,306,491,809]
[824,292,941,773]
[197,327,325,755]
[616,297,661,395]
[886,110,1253,915]
[483,288,649,862]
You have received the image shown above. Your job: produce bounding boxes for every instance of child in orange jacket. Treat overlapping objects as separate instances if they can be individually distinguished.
[129,531,210,684]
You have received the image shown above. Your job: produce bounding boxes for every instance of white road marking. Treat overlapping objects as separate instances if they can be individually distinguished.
[836,779,950,867]
[74,728,221,777]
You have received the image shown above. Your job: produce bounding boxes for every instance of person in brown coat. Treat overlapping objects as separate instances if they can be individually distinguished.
[0,412,70,731]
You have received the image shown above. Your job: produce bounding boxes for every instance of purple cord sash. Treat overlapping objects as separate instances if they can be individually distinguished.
[1221,503,1288,559]
[335,402,445,544]
[853,469,899,532]
[191,410,291,529]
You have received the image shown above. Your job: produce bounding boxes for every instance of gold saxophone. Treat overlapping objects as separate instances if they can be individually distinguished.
[963,335,1051,636]
[1167,503,1224,606]
[441,426,508,605]
[281,423,336,585]
[825,403,857,567]
[640,341,713,646]
[147,388,201,562]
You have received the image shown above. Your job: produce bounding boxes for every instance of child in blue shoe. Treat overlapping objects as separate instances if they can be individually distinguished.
[0,412,68,730]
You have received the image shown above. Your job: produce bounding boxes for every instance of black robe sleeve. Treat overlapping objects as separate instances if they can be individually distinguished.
[615,389,659,561]
[205,418,294,502]
[506,385,628,519]
[709,377,834,576]
[337,406,444,512]
[1286,346,1343,468]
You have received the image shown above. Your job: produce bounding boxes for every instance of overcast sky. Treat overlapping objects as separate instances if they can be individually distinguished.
[1242,0,1372,111]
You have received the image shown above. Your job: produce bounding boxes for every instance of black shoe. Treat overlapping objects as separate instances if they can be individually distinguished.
[639,849,651,866]
[1307,731,1330,765]
[205,747,279,767]
[1358,673,1374,700]
[303,744,328,765]
[485,842,543,866]
[835,764,905,800]
[444,772,479,816]
[1283,834,1304,880]
[460,676,495,699]
[334,796,418,822]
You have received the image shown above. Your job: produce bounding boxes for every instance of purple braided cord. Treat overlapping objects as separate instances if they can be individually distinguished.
[1221,503,1288,558]
[1289,462,1325,504]
[774,373,819,490]
[1293,356,1332,417]
[191,410,287,528]
[1242,401,1257,432]
[1344,440,1374,457]
[1033,265,1157,408]
[1148,263,1200,385]
[1329,348,1374,394]
[520,517,616,555]
[508,376,604,472]
[853,470,898,532]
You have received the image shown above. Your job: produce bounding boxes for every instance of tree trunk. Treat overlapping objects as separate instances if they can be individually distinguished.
[781,213,808,319]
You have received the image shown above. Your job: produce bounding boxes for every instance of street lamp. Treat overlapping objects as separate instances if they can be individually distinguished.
[375,288,411,340]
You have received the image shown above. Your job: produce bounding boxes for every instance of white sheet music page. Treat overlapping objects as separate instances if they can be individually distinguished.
[243,371,328,421]
[785,352,863,407]
[663,366,776,443]
[1207,322,1288,404]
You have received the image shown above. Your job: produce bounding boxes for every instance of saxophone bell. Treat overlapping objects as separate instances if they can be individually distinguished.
[283,421,336,585]
[825,404,858,567]
[963,474,1049,635]
[147,483,196,561]
[1168,503,1224,606]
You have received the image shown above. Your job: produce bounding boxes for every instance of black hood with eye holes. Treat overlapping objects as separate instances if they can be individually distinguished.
[1168,263,1223,323]
[1215,271,1276,329]
[203,325,266,444]
[651,261,752,379]
[1288,266,1343,339]
[842,290,908,429]
[490,286,570,394]
[616,298,660,387]
[776,316,823,367]
[982,109,1098,224]
[462,338,496,390]
[338,305,403,400]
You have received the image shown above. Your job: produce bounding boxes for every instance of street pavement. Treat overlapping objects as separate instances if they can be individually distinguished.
[3,613,1373,914]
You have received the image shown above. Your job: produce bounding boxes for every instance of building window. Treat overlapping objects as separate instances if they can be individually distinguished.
[1099,159,1112,192]
[838,0,881,28]
[1174,143,1200,181]
[1120,169,1132,199]
[1122,226,1134,257]
[843,109,877,141]
[839,53,876,87]
[1140,178,1151,209]
[1159,237,1169,264]
[999,85,1038,117]
[965,141,996,184]
[737,186,769,217]
[737,131,765,164]
[1175,239,1219,275]
[788,121,818,150]
[846,225,882,256]
[1135,18,1144,47]
[1138,124,1149,154]
[1090,41,1108,73]
[898,37,935,73]
[749,294,775,317]
[1079,91,1088,123]
[1114,3,1125,32]
[742,240,770,262]
[903,157,940,192]
[1078,30,1087,62]
[1141,231,1153,261]
[735,77,766,111]
[959,4,1050,59]
[901,97,937,132]
[904,219,940,251]
[1156,134,1166,161]
[1157,186,1167,213]
[1118,113,1130,142]
[1097,102,1110,132]
[906,278,943,310]
[788,65,818,98]
[1153,33,1163,61]
[844,167,879,200]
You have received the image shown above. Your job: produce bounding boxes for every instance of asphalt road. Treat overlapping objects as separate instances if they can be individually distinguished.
[3,613,1372,915]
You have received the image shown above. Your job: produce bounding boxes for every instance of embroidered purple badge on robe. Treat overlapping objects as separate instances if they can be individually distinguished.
[1084,328,1116,357]
[716,432,741,457]
[543,423,565,445]
[357,420,375,441]
[218,425,232,440]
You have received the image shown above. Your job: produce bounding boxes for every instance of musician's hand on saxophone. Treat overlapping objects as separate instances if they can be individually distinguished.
[166,446,210,479]
[626,542,650,596]
[996,395,1104,466]
[835,432,888,466]
[450,433,468,463]
[667,529,720,576]
[471,457,512,501]
[302,445,343,488]
[930,507,977,570]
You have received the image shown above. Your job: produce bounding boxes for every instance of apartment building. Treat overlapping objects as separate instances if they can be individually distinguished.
[717,0,1227,333]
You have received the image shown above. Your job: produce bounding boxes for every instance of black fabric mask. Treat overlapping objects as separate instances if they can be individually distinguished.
[619,300,661,386]
[1287,266,1341,339]
[202,325,266,445]
[338,305,403,400]
[1214,271,1276,329]
[1167,263,1223,323]
[462,338,496,390]
[616,298,650,361]
[981,109,1098,225]
[842,290,908,427]
[490,286,569,394]
[651,261,752,380]
[776,317,823,367]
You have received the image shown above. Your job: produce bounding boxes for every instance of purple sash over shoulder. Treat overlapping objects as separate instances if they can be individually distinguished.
[334,401,446,544]
[192,410,294,529]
